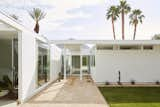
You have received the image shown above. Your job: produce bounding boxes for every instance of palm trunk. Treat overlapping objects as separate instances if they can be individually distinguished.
[34,20,39,33]
[133,24,137,40]
[122,10,125,40]
[112,16,116,40]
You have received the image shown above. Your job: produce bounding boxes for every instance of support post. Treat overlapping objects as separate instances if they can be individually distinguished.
[80,55,82,80]
[70,55,72,75]
[63,48,66,80]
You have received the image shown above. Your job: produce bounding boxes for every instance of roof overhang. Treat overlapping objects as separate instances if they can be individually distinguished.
[50,40,160,45]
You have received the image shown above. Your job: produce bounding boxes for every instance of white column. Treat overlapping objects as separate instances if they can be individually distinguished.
[18,31,22,102]
[70,55,72,75]
[80,55,82,80]
[63,48,66,80]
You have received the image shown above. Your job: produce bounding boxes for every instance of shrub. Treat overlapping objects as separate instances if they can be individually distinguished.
[105,81,110,85]
[3,75,14,92]
[156,81,160,85]
[131,80,135,85]
[117,81,122,85]
[0,81,7,89]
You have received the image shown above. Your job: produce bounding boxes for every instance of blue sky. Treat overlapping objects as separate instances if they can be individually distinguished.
[0,0,160,40]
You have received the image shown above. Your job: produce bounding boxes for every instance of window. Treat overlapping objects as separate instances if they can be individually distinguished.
[82,56,87,66]
[37,44,50,87]
[91,55,95,67]
[143,45,153,50]
[120,45,141,50]
[97,45,113,50]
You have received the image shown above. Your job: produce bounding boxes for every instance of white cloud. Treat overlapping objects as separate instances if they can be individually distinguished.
[61,25,84,31]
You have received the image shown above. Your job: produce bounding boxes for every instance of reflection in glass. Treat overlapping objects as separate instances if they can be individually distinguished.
[37,45,50,87]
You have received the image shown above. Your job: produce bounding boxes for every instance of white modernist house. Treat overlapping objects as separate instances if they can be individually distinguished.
[1,12,160,104]
[51,40,160,84]
[0,12,61,103]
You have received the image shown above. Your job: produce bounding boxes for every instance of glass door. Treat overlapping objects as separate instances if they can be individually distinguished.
[82,55,90,75]
[71,55,80,75]
[12,39,18,89]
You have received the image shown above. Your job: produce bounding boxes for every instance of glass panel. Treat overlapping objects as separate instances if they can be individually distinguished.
[82,56,89,75]
[120,45,141,50]
[143,45,153,50]
[82,56,87,66]
[13,39,18,89]
[0,38,18,99]
[37,45,50,87]
[72,56,80,68]
[66,55,70,75]
[72,56,80,74]
[97,45,113,50]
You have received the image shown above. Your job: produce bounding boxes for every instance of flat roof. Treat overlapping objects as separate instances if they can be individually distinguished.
[50,40,160,45]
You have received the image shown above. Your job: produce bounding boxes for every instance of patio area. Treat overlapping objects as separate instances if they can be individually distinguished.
[20,76,108,107]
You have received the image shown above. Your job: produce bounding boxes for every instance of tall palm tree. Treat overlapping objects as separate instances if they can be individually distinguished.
[28,8,46,33]
[106,6,119,40]
[129,9,145,40]
[118,0,131,40]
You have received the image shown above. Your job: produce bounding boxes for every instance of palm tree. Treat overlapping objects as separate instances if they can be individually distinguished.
[118,0,131,40]
[28,8,46,33]
[106,6,119,40]
[10,14,19,20]
[129,9,145,40]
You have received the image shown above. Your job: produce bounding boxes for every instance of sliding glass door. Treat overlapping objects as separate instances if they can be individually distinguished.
[37,45,50,87]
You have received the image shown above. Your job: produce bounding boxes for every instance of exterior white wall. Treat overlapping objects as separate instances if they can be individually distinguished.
[50,44,62,81]
[20,36,62,102]
[94,46,160,83]
[20,30,37,102]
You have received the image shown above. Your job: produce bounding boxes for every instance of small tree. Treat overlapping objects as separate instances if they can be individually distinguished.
[28,8,46,33]
[152,34,160,40]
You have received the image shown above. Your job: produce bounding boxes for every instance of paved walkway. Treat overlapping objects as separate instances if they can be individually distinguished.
[20,76,109,107]
[0,100,17,107]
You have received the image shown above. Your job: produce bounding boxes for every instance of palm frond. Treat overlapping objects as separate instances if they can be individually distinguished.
[119,0,131,14]
[129,9,145,25]
[28,8,46,21]
[106,5,119,21]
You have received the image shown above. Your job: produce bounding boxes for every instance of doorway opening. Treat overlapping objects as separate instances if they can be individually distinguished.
[0,35,18,105]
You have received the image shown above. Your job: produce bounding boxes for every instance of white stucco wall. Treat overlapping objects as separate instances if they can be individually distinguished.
[20,34,62,102]
[20,30,37,102]
[50,44,62,81]
[94,46,160,83]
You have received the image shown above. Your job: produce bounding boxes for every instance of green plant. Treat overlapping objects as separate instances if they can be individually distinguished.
[130,80,135,85]
[105,81,110,85]
[156,80,160,85]
[0,81,7,89]
[117,81,122,85]
[3,75,14,93]
[152,34,160,40]
[58,72,63,82]
[0,87,2,92]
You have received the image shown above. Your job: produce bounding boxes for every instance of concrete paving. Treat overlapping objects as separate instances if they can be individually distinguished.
[0,100,17,107]
[20,76,109,107]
